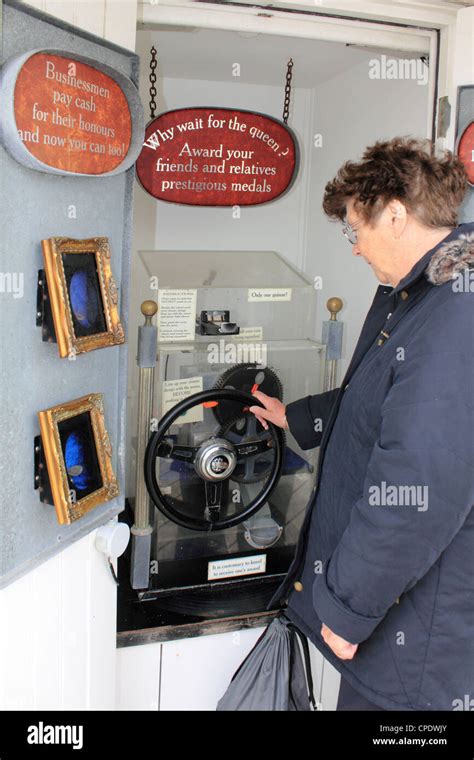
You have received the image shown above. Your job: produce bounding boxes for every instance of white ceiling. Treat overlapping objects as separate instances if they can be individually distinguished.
[137,26,425,88]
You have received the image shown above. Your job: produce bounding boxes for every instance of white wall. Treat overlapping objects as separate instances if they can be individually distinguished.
[0,531,118,709]
[117,628,266,710]
[22,0,138,50]
[303,60,429,379]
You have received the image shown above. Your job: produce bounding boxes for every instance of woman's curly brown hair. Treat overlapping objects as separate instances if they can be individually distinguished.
[322,137,467,228]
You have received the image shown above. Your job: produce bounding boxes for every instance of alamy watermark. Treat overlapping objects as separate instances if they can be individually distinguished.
[452,694,474,710]
[369,55,428,86]
[452,270,474,293]
[207,339,267,368]
[369,481,429,512]
[27,722,83,750]
[0,271,24,299]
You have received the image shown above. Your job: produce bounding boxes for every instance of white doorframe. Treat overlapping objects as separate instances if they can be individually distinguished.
[138,0,441,139]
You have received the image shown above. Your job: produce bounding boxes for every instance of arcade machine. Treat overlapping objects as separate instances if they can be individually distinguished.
[118,249,341,629]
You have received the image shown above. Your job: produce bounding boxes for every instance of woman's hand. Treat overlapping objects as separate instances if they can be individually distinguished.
[248,390,288,431]
[321,623,358,660]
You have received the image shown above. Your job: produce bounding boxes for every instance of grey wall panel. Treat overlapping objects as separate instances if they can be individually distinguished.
[0,0,141,586]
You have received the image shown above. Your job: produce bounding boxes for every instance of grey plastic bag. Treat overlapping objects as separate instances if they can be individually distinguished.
[216,613,317,711]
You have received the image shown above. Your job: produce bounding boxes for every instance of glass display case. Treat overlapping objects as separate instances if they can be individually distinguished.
[126,250,325,616]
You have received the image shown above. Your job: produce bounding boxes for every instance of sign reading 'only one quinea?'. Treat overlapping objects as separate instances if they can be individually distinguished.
[0,49,145,176]
[248,287,292,301]
[136,108,299,206]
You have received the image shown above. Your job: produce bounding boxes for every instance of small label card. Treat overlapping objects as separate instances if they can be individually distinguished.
[208,553,266,580]
[247,287,292,302]
[234,326,263,341]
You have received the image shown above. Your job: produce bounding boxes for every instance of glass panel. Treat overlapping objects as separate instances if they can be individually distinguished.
[139,249,312,288]
[145,340,323,588]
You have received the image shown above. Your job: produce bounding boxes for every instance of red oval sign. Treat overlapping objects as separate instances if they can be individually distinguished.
[457,121,474,186]
[136,108,298,206]
[13,52,132,174]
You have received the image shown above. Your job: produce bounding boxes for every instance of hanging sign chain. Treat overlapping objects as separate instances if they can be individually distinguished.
[149,46,158,119]
[282,58,293,125]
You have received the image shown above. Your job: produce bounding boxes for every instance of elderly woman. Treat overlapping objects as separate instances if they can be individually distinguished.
[249,137,473,711]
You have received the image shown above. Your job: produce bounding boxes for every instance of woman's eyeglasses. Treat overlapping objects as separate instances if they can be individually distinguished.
[342,217,362,245]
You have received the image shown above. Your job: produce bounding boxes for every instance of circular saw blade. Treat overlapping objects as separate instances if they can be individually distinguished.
[217,411,286,483]
[212,363,283,425]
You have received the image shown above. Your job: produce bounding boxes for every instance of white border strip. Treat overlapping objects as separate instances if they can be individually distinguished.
[139,1,434,53]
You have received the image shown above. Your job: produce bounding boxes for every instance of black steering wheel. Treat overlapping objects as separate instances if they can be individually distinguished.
[144,389,285,531]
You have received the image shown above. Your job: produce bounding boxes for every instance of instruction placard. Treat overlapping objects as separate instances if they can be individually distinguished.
[158,288,197,342]
[162,376,203,424]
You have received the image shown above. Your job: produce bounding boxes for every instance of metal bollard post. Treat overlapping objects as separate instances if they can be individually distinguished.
[130,300,158,590]
[322,297,343,391]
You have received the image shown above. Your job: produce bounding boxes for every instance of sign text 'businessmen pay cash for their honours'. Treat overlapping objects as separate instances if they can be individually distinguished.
[135,108,299,206]
[13,53,132,174]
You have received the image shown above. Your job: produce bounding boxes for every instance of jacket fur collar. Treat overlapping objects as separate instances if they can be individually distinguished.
[425,231,474,286]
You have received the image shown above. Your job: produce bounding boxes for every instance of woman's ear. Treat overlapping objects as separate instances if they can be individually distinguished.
[385,200,407,242]
[386,199,406,221]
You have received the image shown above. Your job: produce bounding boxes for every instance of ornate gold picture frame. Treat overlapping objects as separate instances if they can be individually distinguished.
[40,236,125,357]
[37,393,119,525]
